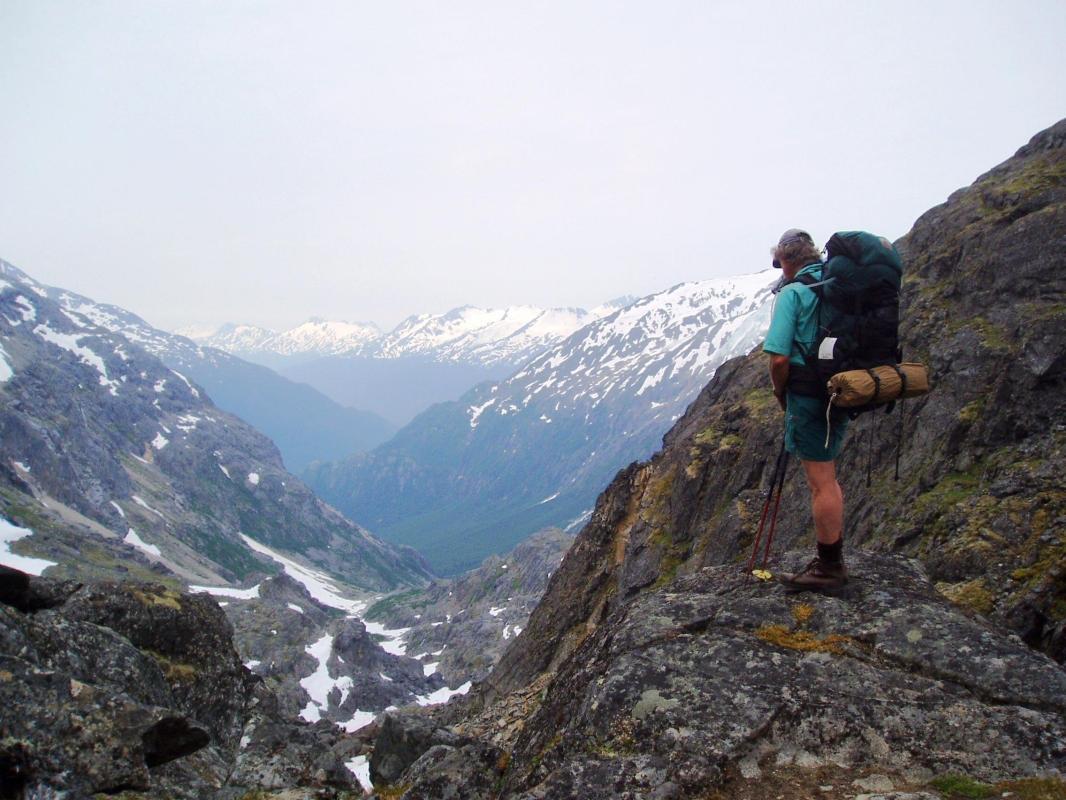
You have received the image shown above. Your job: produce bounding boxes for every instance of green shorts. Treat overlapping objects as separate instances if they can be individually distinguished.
[785,391,850,462]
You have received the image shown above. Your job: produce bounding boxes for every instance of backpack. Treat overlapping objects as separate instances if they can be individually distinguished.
[786,230,903,414]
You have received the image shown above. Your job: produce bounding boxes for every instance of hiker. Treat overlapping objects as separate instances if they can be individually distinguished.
[763,229,849,591]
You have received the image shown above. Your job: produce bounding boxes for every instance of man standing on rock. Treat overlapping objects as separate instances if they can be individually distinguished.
[763,229,849,592]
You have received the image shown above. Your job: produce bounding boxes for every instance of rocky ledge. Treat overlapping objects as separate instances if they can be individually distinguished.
[0,565,359,799]
[368,551,1066,799]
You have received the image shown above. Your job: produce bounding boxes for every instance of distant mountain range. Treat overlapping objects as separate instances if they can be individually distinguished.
[0,259,430,590]
[305,270,776,574]
[188,300,635,367]
[185,299,635,426]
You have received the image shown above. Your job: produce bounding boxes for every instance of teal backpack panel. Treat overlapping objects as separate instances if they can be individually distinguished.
[826,230,903,272]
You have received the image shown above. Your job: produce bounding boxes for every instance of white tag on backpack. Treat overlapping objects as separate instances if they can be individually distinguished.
[818,337,838,361]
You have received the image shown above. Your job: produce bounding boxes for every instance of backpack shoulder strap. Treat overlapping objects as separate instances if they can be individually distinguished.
[787,272,835,290]
[789,272,819,286]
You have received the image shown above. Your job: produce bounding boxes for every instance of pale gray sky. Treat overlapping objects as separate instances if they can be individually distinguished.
[1,1,1063,333]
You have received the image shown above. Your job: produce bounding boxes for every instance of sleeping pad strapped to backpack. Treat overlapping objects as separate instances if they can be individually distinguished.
[788,231,908,414]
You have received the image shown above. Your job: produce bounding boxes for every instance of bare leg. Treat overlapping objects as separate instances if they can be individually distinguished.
[801,460,843,545]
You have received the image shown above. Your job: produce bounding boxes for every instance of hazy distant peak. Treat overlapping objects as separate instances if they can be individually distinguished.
[189,299,630,368]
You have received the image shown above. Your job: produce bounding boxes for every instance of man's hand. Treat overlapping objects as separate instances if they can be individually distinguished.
[768,354,790,412]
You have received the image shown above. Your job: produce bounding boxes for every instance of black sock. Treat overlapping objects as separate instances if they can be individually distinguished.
[817,538,843,564]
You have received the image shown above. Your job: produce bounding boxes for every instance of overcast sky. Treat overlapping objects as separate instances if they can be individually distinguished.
[1,1,1063,333]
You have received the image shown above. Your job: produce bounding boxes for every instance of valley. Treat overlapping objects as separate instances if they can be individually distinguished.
[1,116,1064,799]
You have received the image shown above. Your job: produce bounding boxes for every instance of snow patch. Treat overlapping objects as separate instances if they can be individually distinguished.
[131,495,164,517]
[239,534,366,614]
[124,529,161,557]
[34,323,121,395]
[423,661,439,676]
[488,606,507,617]
[169,369,200,398]
[247,472,260,486]
[287,603,304,614]
[0,517,57,575]
[175,414,200,433]
[151,433,169,450]
[218,464,231,478]
[467,397,497,429]
[13,295,36,323]
[346,755,373,792]
[503,624,523,640]
[342,710,378,734]
[190,584,262,600]
[415,681,472,706]
[565,508,593,532]
[363,620,410,656]
[299,634,354,722]
[0,342,13,383]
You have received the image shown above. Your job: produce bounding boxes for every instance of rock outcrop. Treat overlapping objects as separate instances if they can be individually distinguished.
[364,120,1066,798]
[367,528,573,686]
[213,572,448,731]
[0,566,357,798]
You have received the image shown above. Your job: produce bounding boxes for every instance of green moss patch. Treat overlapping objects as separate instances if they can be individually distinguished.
[930,773,996,798]
[937,578,996,616]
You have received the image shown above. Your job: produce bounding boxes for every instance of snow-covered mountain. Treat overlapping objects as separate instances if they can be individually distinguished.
[372,301,632,367]
[0,264,395,471]
[192,300,634,368]
[192,318,382,360]
[189,299,636,427]
[0,259,430,591]
[305,270,777,574]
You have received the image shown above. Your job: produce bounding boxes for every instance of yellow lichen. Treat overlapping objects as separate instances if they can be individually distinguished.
[756,624,851,655]
[957,398,985,425]
[791,603,815,625]
[146,650,199,682]
[132,587,182,611]
[375,785,412,799]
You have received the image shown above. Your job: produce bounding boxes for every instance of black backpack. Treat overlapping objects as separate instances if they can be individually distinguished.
[787,230,903,413]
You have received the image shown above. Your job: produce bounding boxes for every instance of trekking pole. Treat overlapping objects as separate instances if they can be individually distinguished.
[760,451,790,570]
[894,401,905,481]
[746,437,786,575]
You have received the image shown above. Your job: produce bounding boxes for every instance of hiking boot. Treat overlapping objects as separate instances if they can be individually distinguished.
[780,557,848,593]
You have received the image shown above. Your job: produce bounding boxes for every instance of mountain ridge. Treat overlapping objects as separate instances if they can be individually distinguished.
[305,269,775,574]
[0,260,396,472]
[0,261,431,592]
[190,297,637,368]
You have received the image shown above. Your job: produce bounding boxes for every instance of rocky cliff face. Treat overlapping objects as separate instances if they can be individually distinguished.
[491,117,1066,695]
[0,263,431,592]
[0,566,360,798]
[362,120,1066,798]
